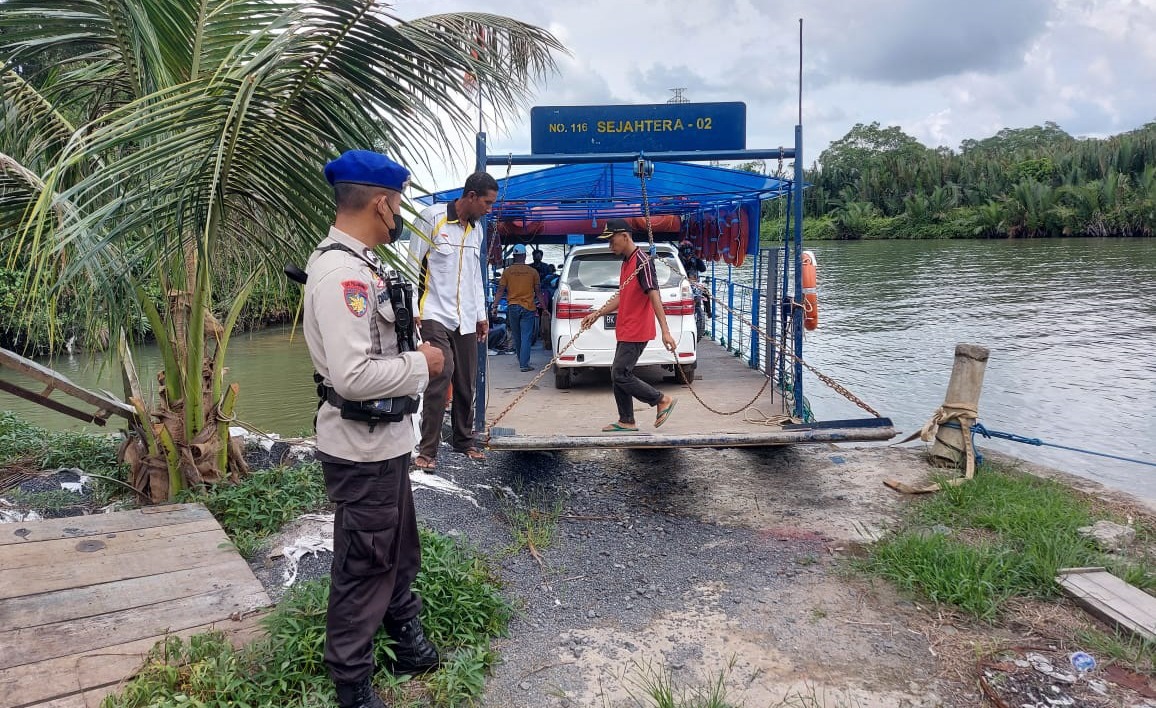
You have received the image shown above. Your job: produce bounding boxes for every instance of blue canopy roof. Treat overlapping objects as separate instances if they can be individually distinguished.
[418,161,792,222]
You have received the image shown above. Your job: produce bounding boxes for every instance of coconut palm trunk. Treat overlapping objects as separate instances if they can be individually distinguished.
[1,1,563,502]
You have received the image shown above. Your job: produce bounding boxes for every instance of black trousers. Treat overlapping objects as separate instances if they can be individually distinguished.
[418,319,479,456]
[611,341,663,424]
[319,451,422,683]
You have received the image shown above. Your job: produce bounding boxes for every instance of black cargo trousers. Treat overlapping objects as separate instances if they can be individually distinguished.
[317,451,423,683]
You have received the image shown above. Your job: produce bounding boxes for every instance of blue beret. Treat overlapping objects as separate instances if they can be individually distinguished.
[324,150,409,191]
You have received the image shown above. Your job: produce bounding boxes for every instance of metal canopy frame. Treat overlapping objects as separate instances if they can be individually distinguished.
[420,160,792,228]
[467,125,808,428]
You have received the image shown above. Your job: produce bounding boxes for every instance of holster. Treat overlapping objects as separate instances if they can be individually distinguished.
[315,373,418,429]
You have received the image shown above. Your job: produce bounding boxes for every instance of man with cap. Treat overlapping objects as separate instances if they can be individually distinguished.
[493,244,546,372]
[304,149,446,708]
[581,218,678,431]
[409,172,498,470]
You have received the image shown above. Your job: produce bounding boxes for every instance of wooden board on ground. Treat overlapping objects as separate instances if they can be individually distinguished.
[485,339,896,450]
[0,504,271,708]
[1056,566,1156,642]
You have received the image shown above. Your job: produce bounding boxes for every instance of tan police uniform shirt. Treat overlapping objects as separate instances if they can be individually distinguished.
[304,227,429,462]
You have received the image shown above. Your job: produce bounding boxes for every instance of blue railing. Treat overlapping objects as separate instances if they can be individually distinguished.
[704,247,780,372]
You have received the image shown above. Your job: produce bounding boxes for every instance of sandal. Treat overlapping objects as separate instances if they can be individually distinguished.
[601,422,639,432]
[654,398,678,428]
[412,455,436,471]
[459,447,485,461]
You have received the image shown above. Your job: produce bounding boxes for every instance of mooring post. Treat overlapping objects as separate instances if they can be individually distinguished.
[930,344,990,467]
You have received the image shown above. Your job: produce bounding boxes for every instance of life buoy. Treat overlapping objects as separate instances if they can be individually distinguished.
[801,250,819,331]
[705,213,719,261]
[624,215,682,234]
[734,209,749,267]
[721,210,736,265]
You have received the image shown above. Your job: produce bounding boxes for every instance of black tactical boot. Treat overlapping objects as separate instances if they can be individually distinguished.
[334,676,386,708]
[385,616,441,674]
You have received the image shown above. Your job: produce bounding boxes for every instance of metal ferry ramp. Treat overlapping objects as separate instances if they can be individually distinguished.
[418,98,897,451]
[484,337,895,450]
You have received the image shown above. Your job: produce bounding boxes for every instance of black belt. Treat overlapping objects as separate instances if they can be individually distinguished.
[320,385,419,430]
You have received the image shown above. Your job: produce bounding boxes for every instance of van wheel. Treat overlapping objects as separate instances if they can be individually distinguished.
[675,363,696,384]
[554,368,572,389]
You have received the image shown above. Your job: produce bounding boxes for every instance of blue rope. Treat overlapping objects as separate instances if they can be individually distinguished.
[941,421,1156,469]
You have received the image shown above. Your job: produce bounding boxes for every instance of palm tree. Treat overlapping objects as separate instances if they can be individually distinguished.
[0,1,563,502]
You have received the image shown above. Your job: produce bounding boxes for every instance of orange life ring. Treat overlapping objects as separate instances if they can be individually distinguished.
[721,211,736,265]
[801,250,819,330]
[731,209,749,268]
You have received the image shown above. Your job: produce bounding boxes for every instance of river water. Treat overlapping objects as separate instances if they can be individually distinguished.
[3,238,1155,501]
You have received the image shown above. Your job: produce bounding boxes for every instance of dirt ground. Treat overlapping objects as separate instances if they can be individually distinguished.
[242,441,1156,707]
[10,436,1156,707]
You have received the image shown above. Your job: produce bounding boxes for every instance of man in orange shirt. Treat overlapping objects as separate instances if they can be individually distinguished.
[493,244,546,372]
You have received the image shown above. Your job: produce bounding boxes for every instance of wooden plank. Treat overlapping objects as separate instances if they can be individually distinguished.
[0,518,222,571]
[0,560,262,630]
[0,584,270,670]
[0,612,266,708]
[0,528,236,600]
[0,347,135,419]
[0,504,212,545]
[1057,569,1156,641]
[1061,573,1156,628]
[0,379,107,426]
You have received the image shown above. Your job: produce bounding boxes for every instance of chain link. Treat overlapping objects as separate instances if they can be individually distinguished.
[692,282,881,418]
[485,159,882,438]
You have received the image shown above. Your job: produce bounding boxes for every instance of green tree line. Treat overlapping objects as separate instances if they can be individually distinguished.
[763,120,1156,240]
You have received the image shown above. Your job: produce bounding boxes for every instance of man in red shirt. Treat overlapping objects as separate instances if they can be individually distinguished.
[581,218,678,432]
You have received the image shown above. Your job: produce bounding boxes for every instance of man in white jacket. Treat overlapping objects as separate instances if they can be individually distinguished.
[409,171,498,470]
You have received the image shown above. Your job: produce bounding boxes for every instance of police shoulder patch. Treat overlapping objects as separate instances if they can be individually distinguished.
[342,279,369,317]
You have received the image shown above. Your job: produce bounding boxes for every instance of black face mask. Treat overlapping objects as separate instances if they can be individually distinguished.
[381,201,404,242]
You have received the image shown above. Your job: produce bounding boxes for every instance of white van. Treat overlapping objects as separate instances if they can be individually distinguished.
[551,243,697,388]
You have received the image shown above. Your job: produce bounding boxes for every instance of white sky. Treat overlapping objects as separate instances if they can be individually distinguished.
[391,0,1156,192]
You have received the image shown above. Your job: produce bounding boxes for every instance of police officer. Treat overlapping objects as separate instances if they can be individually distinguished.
[304,150,446,708]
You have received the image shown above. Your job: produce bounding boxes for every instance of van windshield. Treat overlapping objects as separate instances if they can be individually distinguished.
[564,252,683,292]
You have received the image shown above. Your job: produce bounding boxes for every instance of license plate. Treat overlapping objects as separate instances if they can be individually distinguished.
[604,313,617,330]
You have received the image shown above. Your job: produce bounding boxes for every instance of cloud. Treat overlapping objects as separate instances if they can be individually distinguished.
[821,0,1054,84]
[390,0,1156,187]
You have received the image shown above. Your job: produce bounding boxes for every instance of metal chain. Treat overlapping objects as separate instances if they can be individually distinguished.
[639,165,655,249]
[486,256,650,432]
[689,282,881,418]
[486,159,882,437]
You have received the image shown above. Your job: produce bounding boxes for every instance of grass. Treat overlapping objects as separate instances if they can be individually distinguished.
[613,657,740,708]
[2,414,512,705]
[0,411,129,507]
[768,683,864,708]
[106,528,512,707]
[498,487,563,560]
[5,488,88,513]
[176,461,330,558]
[863,461,1156,674]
